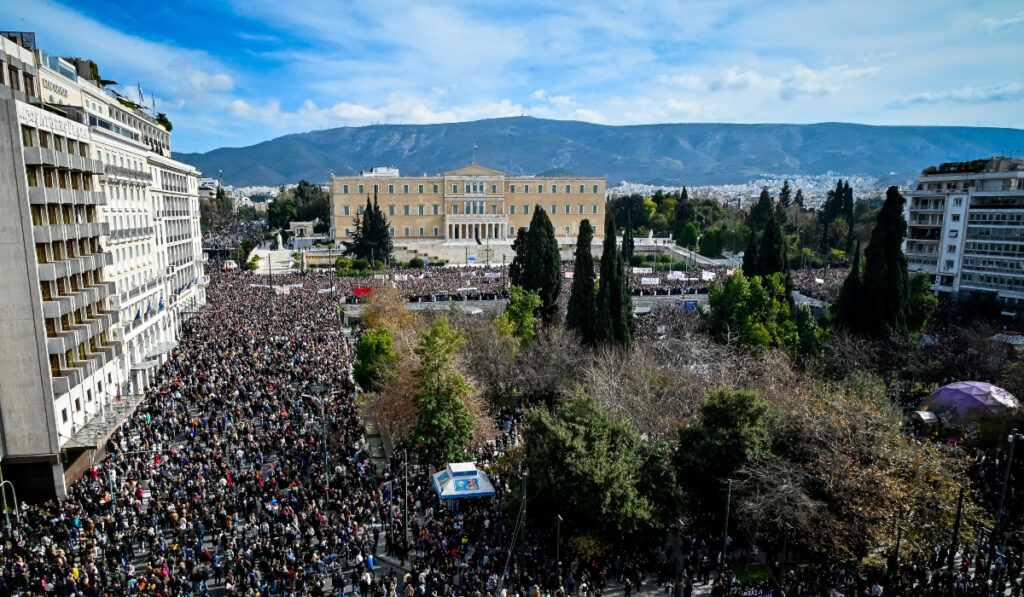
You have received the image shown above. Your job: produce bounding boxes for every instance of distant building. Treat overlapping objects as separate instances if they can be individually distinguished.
[904,157,1024,317]
[330,163,607,244]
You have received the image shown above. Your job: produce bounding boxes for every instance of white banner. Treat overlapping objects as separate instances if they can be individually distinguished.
[316,287,336,294]
[641,277,660,285]
[632,267,653,274]
[373,274,387,281]
[273,286,291,295]
[394,274,409,281]
[484,272,501,279]
[701,270,716,281]
[249,284,271,288]
[563,271,574,279]
[815,277,825,284]
[290,283,303,288]
[666,271,684,280]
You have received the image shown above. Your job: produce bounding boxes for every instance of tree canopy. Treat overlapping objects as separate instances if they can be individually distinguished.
[595,211,634,347]
[343,194,393,265]
[566,220,597,344]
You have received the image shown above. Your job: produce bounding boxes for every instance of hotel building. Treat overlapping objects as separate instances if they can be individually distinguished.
[0,31,204,498]
[330,164,607,245]
[904,157,1024,316]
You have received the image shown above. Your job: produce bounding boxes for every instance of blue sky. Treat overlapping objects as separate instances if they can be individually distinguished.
[5,1,1022,153]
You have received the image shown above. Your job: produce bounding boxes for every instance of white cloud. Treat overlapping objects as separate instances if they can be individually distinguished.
[709,68,765,92]
[531,89,547,100]
[548,95,578,109]
[226,99,281,119]
[569,108,606,123]
[779,64,879,100]
[891,83,1024,106]
[981,10,1024,31]
[657,74,704,90]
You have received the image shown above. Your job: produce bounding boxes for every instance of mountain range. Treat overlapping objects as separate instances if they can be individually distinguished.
[173,117,1024,187]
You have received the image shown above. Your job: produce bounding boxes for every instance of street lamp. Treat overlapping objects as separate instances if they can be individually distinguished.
[0,481,20,529]
[986,430,1023,580]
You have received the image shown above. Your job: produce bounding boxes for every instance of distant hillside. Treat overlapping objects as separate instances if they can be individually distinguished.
[174,117,1024,187]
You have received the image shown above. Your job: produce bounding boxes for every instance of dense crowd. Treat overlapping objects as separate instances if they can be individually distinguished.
[203,222,266,250]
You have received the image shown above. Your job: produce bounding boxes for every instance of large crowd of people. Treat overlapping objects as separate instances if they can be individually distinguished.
[0,256,1018,596]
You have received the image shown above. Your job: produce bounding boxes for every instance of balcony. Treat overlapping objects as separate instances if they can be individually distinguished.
[103,164,152,185]
[22,146,56,166]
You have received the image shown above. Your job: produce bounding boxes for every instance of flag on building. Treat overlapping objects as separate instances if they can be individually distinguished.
[159,296,164,311]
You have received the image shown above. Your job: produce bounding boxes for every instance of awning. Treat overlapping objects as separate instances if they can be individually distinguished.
[431,462,496,499]
[130,359,160,371]
[145,341,177,359]
[62,392,147,450]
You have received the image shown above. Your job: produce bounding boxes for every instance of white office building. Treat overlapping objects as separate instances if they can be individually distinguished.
[905,157,1024,316]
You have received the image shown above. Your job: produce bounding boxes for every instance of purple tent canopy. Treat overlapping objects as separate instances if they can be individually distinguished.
[919,381,1019,443]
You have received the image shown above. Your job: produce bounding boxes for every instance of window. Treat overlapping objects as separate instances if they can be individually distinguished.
[509,226,516,236]
[452,184,459,193]
[565,184,571,193]
[388,205,395,216]
[947,245,956,253]
[945,260,955,270]
[358,184,364,194]
[22,125,33,147]
[403,205,410,215]
[358,205,365,215]
[952,214,961,222]
[949,230,959,237]
[418,205,424,215]
[389,227,395,237]
[344,205,350,216]
[510,184,516,193]
[433,226,439,236]
[345,228,351,237]
[538,184,544,193]
[578,204,584,214]
[491,184,497,193]
[524,204,530,215]
[954,198,963,206]
[432,205,439,215]
[388,184,394,194]
[592,204,598,214]
[343,184,349,194]
[491,204,497,214]
[593,184,599,193]
[403,184,409,194]
[418,184,424,193]
[433,184,439,193]
[565,204,570,215]
[419,227,425,236]
[62,409,68,423]
[509,205,516,215]
[551,204,557,214]
[592,224,599,234]
[26,167,38,187]
[565,226,571,235]
[579,184,585,193]
[525,184,530,193]
[452,204,459,214]
[373,184,379,194]
[404,227,410,236]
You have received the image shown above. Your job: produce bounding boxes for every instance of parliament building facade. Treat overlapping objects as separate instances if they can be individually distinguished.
[330,164,607,244]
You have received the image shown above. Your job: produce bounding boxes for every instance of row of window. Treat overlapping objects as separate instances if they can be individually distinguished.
[22,125,90,157]
[343,224,602,238]
[341,182,602,195]
[25,165,93,192]
[343,203,601,216]
[3,59,36,97]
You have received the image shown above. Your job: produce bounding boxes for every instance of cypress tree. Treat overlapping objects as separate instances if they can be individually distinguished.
[509,227,527,287]
[622,208,635,263]
[859,186,910,338]
[595,212,634,347]
[673,187,693,241]
[522,206,562,323]
[778,180,792,208]
[832,240,862,331]
[843,181,855,254]
[794,189,804,210]
[757,210,787,276]
[566,219,596,344]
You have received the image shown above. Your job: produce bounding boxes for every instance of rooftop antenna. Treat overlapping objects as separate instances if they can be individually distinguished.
[137,81,144,106]
[472,142,478,165]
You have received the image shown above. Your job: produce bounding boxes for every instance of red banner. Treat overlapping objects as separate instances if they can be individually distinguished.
[353,287,374,296]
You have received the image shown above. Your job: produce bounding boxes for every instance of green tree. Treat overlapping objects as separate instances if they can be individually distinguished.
[343,195,393,265]
[779,180,792,208]
[509,227,528,288]
[267,198,298,230]
[522,395,656,539]
[707,271,796,351]
[699,227,723,258]
[743,188,786,277]
[498,286,543,345]
[675,388,773,526]
[680,222,699,248]
[673,187,693,241]
[595,211,634,347]
[353,325,397,391]
[410,317,475,468]
[513,206,563,323]
[833,186,922,338]
[831,240,862,331]
[906,271,939,333]
[794,189,804,209]
[566,220,597,344]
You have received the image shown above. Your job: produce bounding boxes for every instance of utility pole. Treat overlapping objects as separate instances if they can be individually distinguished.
[404,449,409,555]
[948,485,965,572]
[720,479,731,570]
[519,471,527,582]
[556,514,562,572]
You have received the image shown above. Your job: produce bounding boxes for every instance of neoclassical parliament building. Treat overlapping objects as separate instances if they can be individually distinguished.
[330,163,607,244]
